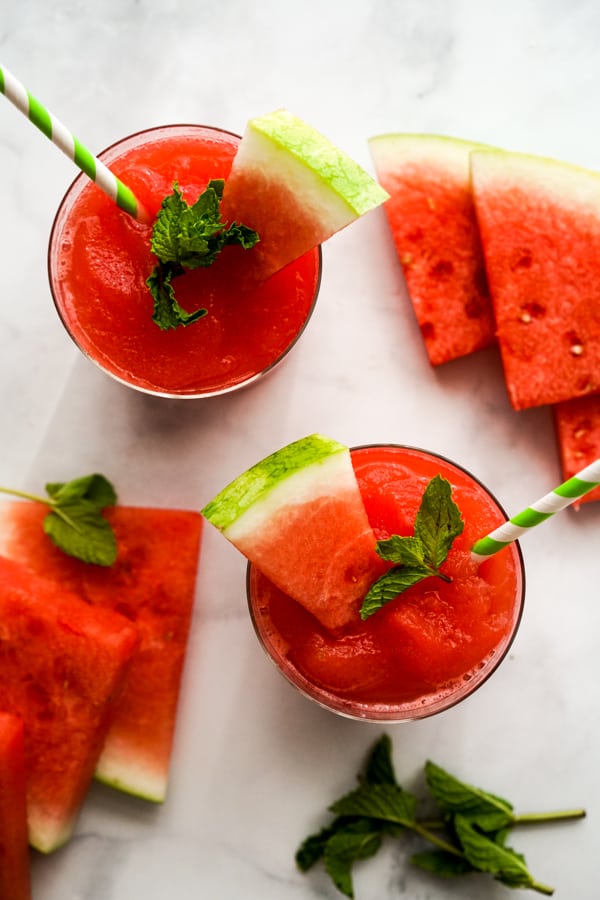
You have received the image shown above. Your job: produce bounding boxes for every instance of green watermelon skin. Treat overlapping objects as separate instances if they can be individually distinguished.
[0,555,138,853]
[553,394,600,505]
[0,504,202,803]
[0,712,31,900]
[471,149,600,410]
[368,133,496,365]
[221,109,389,281]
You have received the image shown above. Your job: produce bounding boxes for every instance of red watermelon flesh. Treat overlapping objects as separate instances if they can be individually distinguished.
[368,134,496,365]
[553,394,600,505]
[471,149,600,410]
[0,555,138,853]
[0,503,202,803]
[0,712,31,900]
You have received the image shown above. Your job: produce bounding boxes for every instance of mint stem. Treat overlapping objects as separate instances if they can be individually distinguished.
[411,822,463,857]
[0,486,52,506]
[529,878,555,896]
[514,809,586,825]
[0,486,84,533]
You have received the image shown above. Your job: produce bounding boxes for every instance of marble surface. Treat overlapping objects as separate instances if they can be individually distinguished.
[1,1,600,898]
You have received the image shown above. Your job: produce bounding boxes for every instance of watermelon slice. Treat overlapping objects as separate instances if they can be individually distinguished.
[0,712,31,900]
[201,434,384,631]
[368,133,496,365]
[553,394,600,505]
[221,109,389,281]
[0,504,203,803]
[0,555,138,852]
[470,148,600,410]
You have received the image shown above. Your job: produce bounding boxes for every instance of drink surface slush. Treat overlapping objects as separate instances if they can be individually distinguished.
[248,445,524,721]
[48,125,321,397]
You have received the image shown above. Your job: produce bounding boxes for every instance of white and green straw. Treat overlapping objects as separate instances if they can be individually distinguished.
[0,64,150,223]
[471,458,600,562]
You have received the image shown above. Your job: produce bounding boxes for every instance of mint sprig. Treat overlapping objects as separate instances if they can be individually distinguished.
[0,473,118,566]
[361,474,465,619]
[146,180,259,331]
[296,735,585,898]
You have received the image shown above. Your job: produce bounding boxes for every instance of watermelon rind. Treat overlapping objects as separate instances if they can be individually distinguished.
[248,109,389,216]
[201,434,349,533]
[221,109,388,280]
[368,132,491,176]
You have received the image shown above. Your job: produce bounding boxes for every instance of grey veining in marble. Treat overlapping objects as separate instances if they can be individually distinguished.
[1,1,600,898]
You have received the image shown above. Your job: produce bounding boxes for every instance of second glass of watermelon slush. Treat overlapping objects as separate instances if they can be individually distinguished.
[247,445,525,722]
[47,124,321,398]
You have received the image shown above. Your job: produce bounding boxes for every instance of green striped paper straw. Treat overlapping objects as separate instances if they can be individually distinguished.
[472,457,600,562]
[0,64,150,223]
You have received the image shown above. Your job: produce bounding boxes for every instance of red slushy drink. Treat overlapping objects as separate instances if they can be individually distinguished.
[248,445,524,721]
[48,124,321,397]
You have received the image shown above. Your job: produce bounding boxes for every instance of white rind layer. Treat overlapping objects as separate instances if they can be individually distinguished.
[224,450,357,543]
[369,133,489,181]
[470,148,600,212]
[234,126,358,233]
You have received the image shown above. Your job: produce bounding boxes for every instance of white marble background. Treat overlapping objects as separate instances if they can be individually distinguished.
[1,1,600,898]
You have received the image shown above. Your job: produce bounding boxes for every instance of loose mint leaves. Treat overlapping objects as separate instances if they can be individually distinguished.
[0,474,118,566]
[361,475,465,619]
[296,734,585,898]
[147,180,259,331]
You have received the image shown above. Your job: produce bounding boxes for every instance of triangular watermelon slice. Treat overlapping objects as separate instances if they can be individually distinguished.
[368,133,496,365]
[0,504,203,803]
[553,394,600,505]
[470,148,600,410]
[0,712,31,900]
[221,109,389,281]
[0,555,138,852]
[201,434,384,631]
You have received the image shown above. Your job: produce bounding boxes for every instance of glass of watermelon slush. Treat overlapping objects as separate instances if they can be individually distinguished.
[247,445,525,722]
[48,124,321,398]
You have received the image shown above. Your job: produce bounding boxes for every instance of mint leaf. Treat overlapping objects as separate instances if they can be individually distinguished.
[44,501,117,566]
[146,181,259,331]
[45,473,117,508]
[360,566,432,620]
[330,783,418,828]
[0,473,119,567]
[373,534,427,566]
[453,815,546,892]
[425,761,514,833]
[410,849,476,877]
[324,825,383,898]
[363,733,398,787]
[360,475,464,619]
[415,475,465,569]
[147,265,208,331]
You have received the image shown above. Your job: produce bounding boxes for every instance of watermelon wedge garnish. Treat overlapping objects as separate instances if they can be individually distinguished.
[201,434,384,631]
[0,555,138,853]
[368,133,496,365]
[470,148,600,410]
[0,712,30,900]
[221,109,389,281]
[0,503,203,804]
[553,394,600,506]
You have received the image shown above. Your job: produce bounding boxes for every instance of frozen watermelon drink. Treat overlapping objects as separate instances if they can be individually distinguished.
[47,124,321,397]
[202,437,524,722]
[48,111,388,398]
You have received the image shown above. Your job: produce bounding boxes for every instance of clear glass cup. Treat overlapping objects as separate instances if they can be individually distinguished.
[48,124,322,398]
[247,444,525,722]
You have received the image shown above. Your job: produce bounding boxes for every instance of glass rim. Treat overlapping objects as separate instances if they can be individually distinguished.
[246,443,526,723]
[47,123,323,400]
